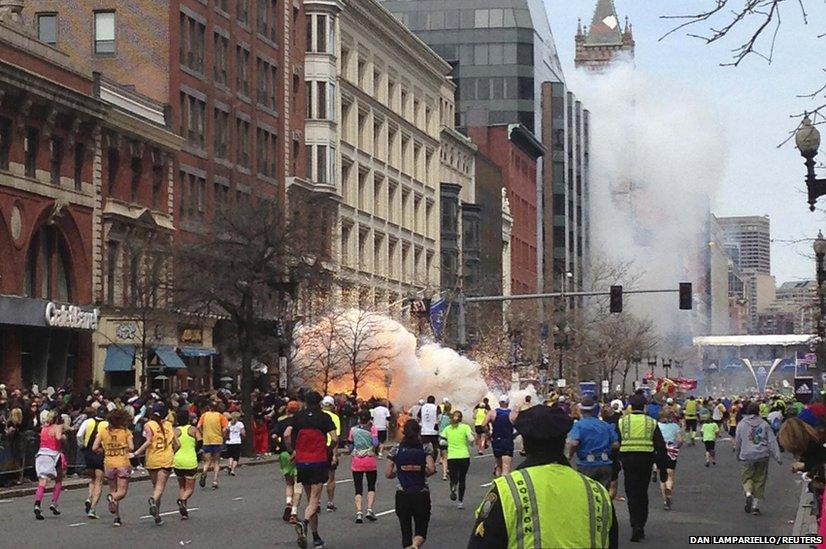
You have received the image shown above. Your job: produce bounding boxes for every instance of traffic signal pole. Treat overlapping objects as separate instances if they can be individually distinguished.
[457,286,690,348]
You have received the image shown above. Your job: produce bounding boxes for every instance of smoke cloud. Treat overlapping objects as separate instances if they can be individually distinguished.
[570,61,728,337]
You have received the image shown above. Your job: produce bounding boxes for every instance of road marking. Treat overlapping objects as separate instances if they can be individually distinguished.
[324,479,353,485]
[139,507,199,520]
[232,497,244,501]
[68,522,87,528]
[374,509,395,517]
[0,499,12,504]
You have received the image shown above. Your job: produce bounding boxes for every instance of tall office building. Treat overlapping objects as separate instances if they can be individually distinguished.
[380,0,591,300]
[718,215,772,331]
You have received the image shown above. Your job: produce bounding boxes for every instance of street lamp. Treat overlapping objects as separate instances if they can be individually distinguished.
[662,358,672,379]
[553,323,572,381]
[633,355,641,383]
[813,231,826,369]
[647,356,658,377]
[795,115,826,211]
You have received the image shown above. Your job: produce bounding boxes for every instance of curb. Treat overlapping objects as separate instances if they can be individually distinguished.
[0,456,278,500]
[790,482,819,549]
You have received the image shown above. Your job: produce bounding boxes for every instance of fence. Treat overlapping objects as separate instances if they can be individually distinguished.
[0,430,88,486]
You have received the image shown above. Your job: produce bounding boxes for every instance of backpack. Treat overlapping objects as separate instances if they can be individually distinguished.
[698,407,711,422]
[770,415,782,433]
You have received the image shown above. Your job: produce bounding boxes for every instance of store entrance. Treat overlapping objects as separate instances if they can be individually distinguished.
[20,327,78,388]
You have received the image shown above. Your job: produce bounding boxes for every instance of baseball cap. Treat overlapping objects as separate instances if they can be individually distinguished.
[321,396,335,407]
[498,395,509,403]
[666,397,674,404]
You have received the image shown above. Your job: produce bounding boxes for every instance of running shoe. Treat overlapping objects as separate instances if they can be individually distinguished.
[744,494,753,514]
[752,507,761,516]
[283,505,292,522]
[289,514,298,525]
[148,496,158,519]
[441,473,447,481]
[449,485,457,501]
[177,499,189,520]
[229,471,237,476]
[84,499,91,515]
[49,504,60,515]
[154,515,164,526]
[107,494,117,515]
[113,517,122,527]
[87,509,99,519]
[212,482,219,490]
[34,505,43,520]
[457,501,464,510]
[365,509,376,522]
[326,502,336,512]
[705,461,710,467]
[295,520,308,548]
[663,498,671,511]
[312,538,325,548]
[199,473,206,488]
[355,512,363,524]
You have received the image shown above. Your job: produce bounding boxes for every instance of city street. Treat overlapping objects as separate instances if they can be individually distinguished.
[0,436,801,548]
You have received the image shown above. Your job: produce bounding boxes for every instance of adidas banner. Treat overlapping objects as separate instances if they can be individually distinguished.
[795,376,815,404]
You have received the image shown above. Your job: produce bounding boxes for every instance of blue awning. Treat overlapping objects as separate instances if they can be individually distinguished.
[103,346,135,372]
[154,347,187,370]
[179,346,218,357]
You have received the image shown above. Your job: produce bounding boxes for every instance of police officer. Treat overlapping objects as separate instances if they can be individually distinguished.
[619,391,667,542]
[468,405,617,549]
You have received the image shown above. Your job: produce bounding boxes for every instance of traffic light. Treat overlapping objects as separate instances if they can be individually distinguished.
[610,285,623,313]
[679,282,693,310]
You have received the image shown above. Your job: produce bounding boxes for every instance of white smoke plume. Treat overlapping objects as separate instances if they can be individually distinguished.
[569,62,728,337]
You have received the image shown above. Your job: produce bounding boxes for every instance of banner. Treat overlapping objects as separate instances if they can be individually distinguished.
[428,298,448,340]
[795,376,815,404]
[796,351,818,369]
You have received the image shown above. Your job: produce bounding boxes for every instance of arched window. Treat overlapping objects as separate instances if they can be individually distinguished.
[25,226,72,302]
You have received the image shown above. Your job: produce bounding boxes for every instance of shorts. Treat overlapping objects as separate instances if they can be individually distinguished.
[226,444,242,461]
[104,467,132,480]
[84,449,104,472]
[685,418,697,432]
[279,451,297,477]
[174,468,198,479]
[577,465,613,488]
[296,465,329,486]
[146,466,172,473]
[421,435,439,456]
[491,438,514,458]
[475,426,486,435]
[728,426,737,437]
[203,444,223,456]
[704,441,716,452]
[377,430,388,444]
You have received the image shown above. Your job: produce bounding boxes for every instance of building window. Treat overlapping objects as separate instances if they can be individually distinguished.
[256,57,277,109]
[179,12,205,73]
[179,92,206,149]
[24,127,38,178]
[25,227,72,302]
[94,11,115,54]
[237,0,249,25]
[236,45,250,96]
[107,147,119,194]
[151,163,163,209]
[213,32,228,85]
[257,0,277,42]
[213,108,229,159]
[217,0,229,13]
[130,156,142,201]
[106,240,118,305]
[236,118,250,168]
[73,143,84,189]
[307,14,332,54]
[256,127,277,178]
[37,13,57,45]
[49,136,63,185]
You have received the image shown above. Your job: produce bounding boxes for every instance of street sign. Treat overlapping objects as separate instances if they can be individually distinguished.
[795,376,815,404]
[278,357,287,389]
[601,380,609,394]
[557,379,566,388]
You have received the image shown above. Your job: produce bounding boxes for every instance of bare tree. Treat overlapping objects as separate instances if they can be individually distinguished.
[335,309,398,396]
[292,308,348,394]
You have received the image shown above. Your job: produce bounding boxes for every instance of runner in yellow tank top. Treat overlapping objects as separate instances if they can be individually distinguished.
[473,399,490,455]
[91,409,134,527]
[133,403,179,525]
[173,408,201,519]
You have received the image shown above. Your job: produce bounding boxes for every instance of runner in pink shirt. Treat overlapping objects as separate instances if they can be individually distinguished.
[348,411,379,523]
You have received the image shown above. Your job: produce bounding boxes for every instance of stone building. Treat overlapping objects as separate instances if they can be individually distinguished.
[301,0,460,309]
[574,0,635,71]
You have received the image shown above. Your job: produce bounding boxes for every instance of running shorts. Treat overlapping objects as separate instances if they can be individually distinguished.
[685,419,697,432]
[203,444,223,456]
[474,426,486,435]
[421,435,439,456]
[296,465,329,486]
[377,430,388,444]
[174,468,198,479]
[491,438,514,457]
[728,426,736,437]
[105,467,131,480]
[84,449,104,472]
[703,441,716,452]
[147,467,172,473]
[226,444,242,461]
[279,451,297,477]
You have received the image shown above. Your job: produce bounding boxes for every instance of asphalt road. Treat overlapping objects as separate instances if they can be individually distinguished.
[0,435,802,548]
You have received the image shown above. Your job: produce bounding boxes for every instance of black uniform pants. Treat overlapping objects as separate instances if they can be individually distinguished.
[620,452,654,531]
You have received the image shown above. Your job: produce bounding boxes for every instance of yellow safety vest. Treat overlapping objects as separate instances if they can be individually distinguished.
[619,413,656,453]
[684,400,697,419]
[485,463,612,549]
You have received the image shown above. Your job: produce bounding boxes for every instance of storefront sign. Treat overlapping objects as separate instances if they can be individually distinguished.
[795,376,815,404]
[180,327,203,344]
[45,302,99,330]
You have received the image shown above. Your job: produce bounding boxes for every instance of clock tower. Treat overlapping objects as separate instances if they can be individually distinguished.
[575,0,635,71]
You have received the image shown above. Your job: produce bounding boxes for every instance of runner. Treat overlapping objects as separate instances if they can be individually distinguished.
[436,401,452,481]
[92,408,134,527]
[348,410,379,524]
[77,406,107,519]
[33,410,65,520]
[370,400,391,457]
[440,410,474,509]
[386,419,436,549]
[197,401,228,490]
[418,396,440,459]
[728,399,741,451]
[683,395,698,445]
[273,400,303,523]
[226,411,245,476]
[657,408,683,510]
[321,396,341,512]
[172,408,200,520]
[133,402,175,525]
[285,391,338,548]
[735,401,782,516]
[473,400,489,455]
[701,413,720,467]
[566,395,618,489]
[484,395,516,477]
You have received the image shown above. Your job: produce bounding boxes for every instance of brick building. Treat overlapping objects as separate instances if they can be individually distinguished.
[467,124,543,295]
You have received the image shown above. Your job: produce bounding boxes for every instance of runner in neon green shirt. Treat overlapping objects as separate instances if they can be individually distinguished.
[440,411,475,508]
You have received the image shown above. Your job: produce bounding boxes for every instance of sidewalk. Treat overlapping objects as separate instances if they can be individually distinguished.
[791,482,820,549]
[0,455,279,500]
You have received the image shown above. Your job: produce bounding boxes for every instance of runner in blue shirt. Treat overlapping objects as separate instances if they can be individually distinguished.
[566,395,619,488]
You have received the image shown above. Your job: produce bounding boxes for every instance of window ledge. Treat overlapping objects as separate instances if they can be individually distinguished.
[236,166,251,175]
[256,104,279,118]
[256,33,278,49]
[215,157,234,169]
[237,93,252,104]
[180,65,205,80]
[182,144,207,159]
[215,7,230,19]
[257,173,279,186]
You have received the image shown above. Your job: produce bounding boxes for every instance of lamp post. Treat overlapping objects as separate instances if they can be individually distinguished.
[553,323,572,381]
[814,231,826,370]
[647,356,657,378]
[662,358,672,380]
[633,356,641,383]
[795,116,826,211]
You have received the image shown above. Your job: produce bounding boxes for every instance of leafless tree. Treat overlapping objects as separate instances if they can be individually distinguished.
[292,308,349,394]
[335,309,398,396]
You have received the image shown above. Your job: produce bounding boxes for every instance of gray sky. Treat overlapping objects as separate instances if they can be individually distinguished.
[547,0,826,284]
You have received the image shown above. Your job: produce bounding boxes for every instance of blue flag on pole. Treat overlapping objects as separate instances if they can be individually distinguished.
[429,298,448,340]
